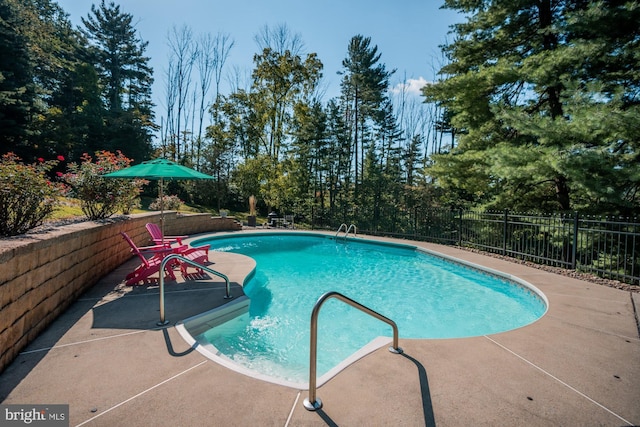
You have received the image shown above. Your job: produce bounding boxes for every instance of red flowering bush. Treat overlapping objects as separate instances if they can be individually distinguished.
[0,153,66,236]
[149,194,183,211]
[61,151,146,220]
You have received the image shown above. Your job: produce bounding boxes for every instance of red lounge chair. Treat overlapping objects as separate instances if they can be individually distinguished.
[177,245,212,277]
[145,222,188,246]
[144,222,211,276]
[120,231,180,285]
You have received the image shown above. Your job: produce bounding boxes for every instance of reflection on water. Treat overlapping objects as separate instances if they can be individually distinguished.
[195,233,546,383]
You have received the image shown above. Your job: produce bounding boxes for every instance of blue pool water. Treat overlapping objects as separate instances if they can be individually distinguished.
[191,233,547,383]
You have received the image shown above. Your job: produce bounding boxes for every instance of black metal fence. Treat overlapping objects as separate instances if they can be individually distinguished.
[357,209,639,286]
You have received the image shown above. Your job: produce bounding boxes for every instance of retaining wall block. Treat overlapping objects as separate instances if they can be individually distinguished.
[0,212,240,373]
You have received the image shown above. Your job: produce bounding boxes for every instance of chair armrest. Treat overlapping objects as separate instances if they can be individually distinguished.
[172,244,210,254]
[137,244,176,255]
[151,235,188,245]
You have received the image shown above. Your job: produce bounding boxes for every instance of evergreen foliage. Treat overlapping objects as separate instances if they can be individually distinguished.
[81,0,155,161]
[423,0,640,215]
[2,1,637,230]
[0,0,154,165]
[0,0,37,158]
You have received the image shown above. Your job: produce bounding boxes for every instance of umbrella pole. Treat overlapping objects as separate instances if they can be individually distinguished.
[160,178,165,245]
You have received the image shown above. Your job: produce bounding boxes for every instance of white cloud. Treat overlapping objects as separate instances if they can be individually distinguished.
[389,77,430,96]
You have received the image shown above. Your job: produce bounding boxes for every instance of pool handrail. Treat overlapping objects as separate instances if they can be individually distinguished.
[303,291,403,411]
[335,223,357,240]
[157,253,233,326]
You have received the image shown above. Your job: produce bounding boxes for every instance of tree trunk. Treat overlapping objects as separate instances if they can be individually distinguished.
[538,0,563,119]
[555,175,571,211]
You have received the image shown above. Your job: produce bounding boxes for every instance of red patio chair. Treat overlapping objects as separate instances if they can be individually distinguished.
[145,222,188,246]
[176,244,212,277]
[120,231,182,285]
[144,222,212,276]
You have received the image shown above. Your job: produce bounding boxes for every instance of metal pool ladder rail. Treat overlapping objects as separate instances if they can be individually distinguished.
[303,291,403,411]
[157,253,233,326]
[335,223,357,240]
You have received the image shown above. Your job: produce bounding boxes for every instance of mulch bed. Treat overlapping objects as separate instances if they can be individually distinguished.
[460,247,639,293]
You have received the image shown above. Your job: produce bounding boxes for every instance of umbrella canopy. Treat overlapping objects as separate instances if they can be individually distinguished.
[102,158,214,181]
[103,158,214,242]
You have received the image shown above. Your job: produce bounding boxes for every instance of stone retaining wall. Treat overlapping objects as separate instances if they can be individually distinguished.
[0,212,241,373]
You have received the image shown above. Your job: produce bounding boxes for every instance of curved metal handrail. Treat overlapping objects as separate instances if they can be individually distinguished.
[335,223,357,240]
[157,253,233,326]
[345,224,357,239]
[303,291,403,411]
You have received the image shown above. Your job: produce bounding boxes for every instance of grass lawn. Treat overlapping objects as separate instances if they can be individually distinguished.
[50,197,263,225]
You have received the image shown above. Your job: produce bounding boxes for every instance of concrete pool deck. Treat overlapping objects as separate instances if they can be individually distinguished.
[1,229,639,426]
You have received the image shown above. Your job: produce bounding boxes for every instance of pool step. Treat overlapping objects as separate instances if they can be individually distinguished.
[181,295,249,336]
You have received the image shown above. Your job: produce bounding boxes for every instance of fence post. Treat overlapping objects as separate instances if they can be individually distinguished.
[458,209,463,247]
[571,211,579,270]
[503,209,509,255]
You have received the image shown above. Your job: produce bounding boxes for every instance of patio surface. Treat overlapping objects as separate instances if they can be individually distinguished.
[1,229,639,426]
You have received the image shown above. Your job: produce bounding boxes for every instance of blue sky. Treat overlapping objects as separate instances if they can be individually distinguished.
[56,0,461,120]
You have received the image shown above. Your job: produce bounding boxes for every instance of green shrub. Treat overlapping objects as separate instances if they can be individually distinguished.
[0,153,66,236]
[61,151,146,220]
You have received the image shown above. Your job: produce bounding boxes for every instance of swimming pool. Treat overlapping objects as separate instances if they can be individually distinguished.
[179,232,547,387]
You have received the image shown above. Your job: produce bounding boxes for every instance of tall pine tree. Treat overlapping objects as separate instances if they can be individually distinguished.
[0,0,37,159]
[339,35,394,200]
[424,0,640,215]
[81,0,154,161]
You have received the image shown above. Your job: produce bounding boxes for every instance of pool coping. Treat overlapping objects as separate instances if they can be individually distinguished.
[1,228,639,426]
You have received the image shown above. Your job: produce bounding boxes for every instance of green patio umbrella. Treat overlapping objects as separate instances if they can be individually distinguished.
[103,158,214,242]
